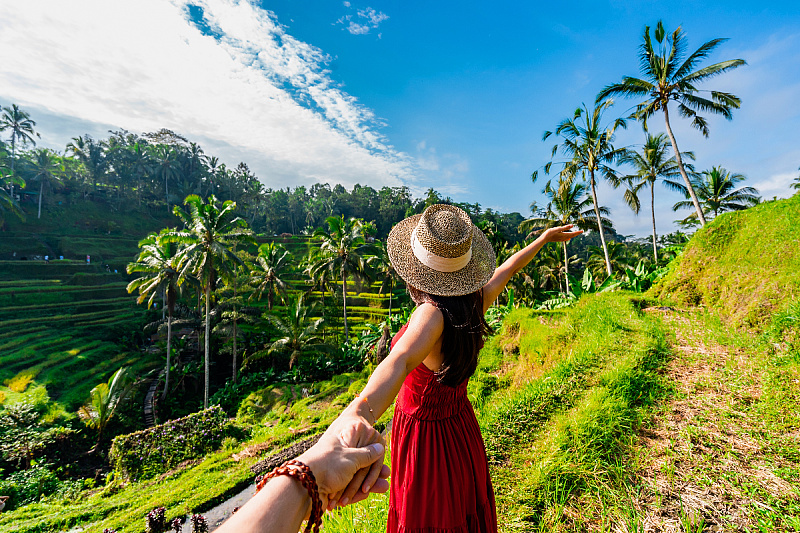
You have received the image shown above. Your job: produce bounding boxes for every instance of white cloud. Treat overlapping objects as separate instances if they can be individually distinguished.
[336,5,389,36]
[0,0,411,191]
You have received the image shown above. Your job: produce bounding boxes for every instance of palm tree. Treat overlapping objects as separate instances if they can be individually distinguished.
[0,104,40,199]
[619,133,694,262]
[67,135,107,197]
[169,194,253,408]
[153,145,178,214]
[520,179,601,289]
[127,230,188,400]
[792,166,800,192]
[263,293,326,369]
[313,215,371,338]
[249,242,292,311]
[78,366,135,451]
[535,101,626,276]
[367,239,402,322]
[28,149,64,219]
[597,21,747,227]
[671,166,759,220]
[587,242,630,279]
[0,171,25,227]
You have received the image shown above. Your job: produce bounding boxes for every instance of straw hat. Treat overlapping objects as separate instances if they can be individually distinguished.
[387,204,496,297]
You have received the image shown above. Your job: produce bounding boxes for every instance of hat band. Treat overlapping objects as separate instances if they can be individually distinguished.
[411,228,472,273]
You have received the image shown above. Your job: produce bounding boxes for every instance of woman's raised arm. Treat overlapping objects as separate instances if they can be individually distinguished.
[482,224,583,313]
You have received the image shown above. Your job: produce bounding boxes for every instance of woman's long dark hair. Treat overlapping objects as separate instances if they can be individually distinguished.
[408,286,493,387]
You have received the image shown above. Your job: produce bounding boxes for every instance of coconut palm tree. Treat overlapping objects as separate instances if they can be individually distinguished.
[313,215,371,338]
[153,145,178,213]
[535,100,627,276]
[127,229,189,400]
[366,239,402,322]
[670,166,759,220]
[587,242,630,279]
[0,104,40,199]
[597,21,747,227]
[0,171,25,227]
[262,293,326,369]
[619,133,695,262]
[66,135,108,197]
[520,180,602,289]
[792,167,800,192]
[78,366,135,451]
[249,242,292,311]
[27,149,64,219]
[169,194,253,408]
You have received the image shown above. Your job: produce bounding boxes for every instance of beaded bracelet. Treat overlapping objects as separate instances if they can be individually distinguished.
[255,459,323,533]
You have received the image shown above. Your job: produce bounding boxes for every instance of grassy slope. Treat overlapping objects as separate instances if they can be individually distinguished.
[652,194,800,328]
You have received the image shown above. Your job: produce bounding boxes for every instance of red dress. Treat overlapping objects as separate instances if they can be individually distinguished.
[388,324,497,533]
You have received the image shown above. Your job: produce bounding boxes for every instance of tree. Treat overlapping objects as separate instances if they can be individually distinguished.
[27,149,64,219]
[249,242,292,311]
[313,215,371,338]
[78,367,136,450]
[67,135,108,196]
[0,403,62,469]
[792,166,800,192]
[0,170,25,227]
[587,242,630,278]
[262,293,326,368]
[520,179,605,289]
[535,100,626,276]
[597,20,747,227]
[0,104,40,199]
[671,166,759,220]
[619,133,694,262]
[153,145,178,213]
[367,239,402,321]
[169,194,253,408]
[127,229,188,400]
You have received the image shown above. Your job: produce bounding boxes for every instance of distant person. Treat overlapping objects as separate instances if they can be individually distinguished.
[335,204,581,533]
[86,255,91,264]
[0,495,9,512]
[59,255,64,261]
[44,255,49,263]
[216,417,388,533]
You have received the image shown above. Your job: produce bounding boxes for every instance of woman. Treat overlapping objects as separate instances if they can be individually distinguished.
[335,204,581,532]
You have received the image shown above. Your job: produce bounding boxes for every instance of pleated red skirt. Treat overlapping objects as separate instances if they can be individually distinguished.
[388,325,497,533]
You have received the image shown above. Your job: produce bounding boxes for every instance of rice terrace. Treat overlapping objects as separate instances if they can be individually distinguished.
[1,2,799,533]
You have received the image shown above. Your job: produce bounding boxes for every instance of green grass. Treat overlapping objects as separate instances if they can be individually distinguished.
[653,194,800,328]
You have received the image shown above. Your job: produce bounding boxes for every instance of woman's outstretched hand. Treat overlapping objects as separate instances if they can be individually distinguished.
[542,224,583,243]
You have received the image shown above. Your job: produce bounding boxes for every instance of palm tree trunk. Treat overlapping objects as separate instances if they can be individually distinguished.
[204,283,210,409]
[562,241,569,292]
[388,279,393,322]
[162,310,172,401]
[589,170,612,277]
[650,182,658,263]
[38,182,43,219]
[342,270,349,338]
[663,105,707,226]
[233,274,238,384]
[9,138,15,199]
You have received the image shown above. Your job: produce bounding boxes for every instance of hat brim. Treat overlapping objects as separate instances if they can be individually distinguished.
[387,214,496,297]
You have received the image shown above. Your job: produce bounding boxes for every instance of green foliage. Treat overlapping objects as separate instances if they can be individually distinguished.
[0,403,71,469]
[108,406,243,481]
[0,464,60,509]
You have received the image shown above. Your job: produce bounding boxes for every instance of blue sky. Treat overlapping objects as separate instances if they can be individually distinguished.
[1,0,798,237]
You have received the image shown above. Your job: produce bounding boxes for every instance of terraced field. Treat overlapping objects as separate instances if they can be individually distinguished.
[0,260,154,413]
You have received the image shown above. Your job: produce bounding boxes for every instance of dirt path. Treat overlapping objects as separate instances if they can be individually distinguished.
[631,308,800,532]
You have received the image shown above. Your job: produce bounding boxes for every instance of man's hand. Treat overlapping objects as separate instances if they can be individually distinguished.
[296,417,389,511]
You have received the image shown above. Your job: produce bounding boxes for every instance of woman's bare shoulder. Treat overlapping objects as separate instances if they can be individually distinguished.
[407,303,444,332]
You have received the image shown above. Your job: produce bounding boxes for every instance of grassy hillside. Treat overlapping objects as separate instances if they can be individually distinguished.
[653,194,800,328]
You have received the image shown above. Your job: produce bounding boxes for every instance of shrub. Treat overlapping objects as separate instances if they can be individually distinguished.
[109,406,244,481]
[0,464,60,509]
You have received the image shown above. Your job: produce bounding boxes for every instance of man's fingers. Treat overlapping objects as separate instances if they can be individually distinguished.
[338,466,370,506]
